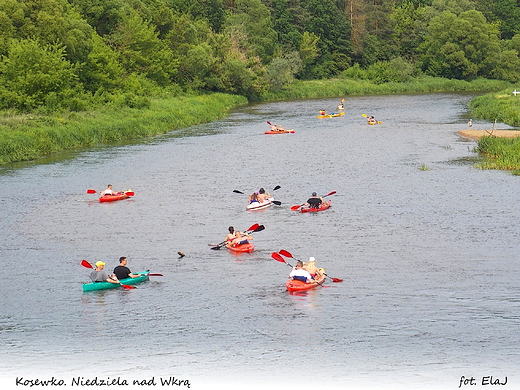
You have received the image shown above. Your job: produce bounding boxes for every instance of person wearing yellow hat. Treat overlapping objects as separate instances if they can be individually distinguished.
[89,261,119,283]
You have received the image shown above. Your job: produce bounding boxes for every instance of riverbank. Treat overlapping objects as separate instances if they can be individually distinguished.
[458,129,520,141]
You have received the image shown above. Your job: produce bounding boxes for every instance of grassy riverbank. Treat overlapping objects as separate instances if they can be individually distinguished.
[476,136,520,174]
[0,93,247,164]
[0,77,513,165]
[468,87,520,127]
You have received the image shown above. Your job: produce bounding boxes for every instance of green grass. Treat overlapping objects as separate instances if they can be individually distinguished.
[0,93,247,164]
[468,86,520,126]
[476,135,520,172]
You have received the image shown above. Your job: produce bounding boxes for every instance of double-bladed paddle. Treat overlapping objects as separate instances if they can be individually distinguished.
[290,191,336,211]
[278,250,343,282]
[210,223,265,250]
[80,260,136,289]
[87,189,135,196]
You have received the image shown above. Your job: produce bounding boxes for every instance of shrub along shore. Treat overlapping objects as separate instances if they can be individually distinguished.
[0,77,516,166]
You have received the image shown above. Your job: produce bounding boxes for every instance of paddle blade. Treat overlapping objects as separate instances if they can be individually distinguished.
[279,250,294,259]
[271,252,285,263]
[266,121,272,125]
[148,273,163,277]
[210,245,222,250]
[290,205,302,211]
[324,191,336,197]
[233,190,244,194]
[125,192,134,196]
[377,121,383,124]
[361,113,367,117]
[272,185,281,191]
[272,200,282,206]
[332,277,343,283]
[253,225,265,233]
[246,223,259,232]
[81,260,93,269]
[86,189,96,194]
[121,284,135,289]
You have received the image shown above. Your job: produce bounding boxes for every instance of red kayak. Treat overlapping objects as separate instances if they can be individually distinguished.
[264,129,295,134]
[286,273,326,292]
[298,200,331,213]
[99,192,130,203]
[226,242,254,253]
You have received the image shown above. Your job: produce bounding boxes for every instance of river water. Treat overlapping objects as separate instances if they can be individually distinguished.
[1,94,519,390]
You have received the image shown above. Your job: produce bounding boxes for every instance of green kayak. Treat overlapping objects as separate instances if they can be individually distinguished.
[82,271,150,292]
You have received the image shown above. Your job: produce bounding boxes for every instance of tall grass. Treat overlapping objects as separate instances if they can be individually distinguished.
[261,77,511,101]
[0,93,247,164]
[476,136,520,173]
[468,87,520,126]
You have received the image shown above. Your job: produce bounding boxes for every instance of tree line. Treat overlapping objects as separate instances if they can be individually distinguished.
[0,0,519,112]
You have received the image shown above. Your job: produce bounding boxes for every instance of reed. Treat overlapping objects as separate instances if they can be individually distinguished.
[0,93,247,164]
[476,135,520,172]
[468,88,520,126]
[261,77,511,101]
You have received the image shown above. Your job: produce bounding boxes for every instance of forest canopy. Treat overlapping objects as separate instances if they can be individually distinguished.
[0,0,519,111]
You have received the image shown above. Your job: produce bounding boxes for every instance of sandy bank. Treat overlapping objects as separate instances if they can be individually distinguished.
[458,129,520,141]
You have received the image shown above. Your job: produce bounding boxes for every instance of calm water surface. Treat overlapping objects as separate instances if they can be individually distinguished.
[1,94,519,390]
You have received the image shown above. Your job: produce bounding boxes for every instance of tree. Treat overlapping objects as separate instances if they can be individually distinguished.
[0,40,79,110]
[418,10,501,79]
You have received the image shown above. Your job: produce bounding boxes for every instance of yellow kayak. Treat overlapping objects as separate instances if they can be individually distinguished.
[316,112,345,119]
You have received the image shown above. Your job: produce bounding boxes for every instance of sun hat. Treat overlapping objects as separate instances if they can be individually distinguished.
[95,261,105,267]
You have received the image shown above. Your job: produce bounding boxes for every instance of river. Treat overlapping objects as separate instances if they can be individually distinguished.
[1,93,518,390]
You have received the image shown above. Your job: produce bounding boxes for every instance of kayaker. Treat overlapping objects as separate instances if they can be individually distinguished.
[304,192,324,209]
[248,191,260,203]
[276,124,286,132]
[338,102,344,110]
[270,123,278,132]
[101,184,119,196]
[89,261,119,284]
[367,116,376,124]
[257,188,271,202]
[113,256,141,280]
[289,261,314,283]
[303,257,320,278]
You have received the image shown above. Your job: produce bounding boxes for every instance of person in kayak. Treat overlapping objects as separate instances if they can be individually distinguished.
[289,261,314,283]
[248,191,260,203]
[89,261,119,284]
[225,226,253,247]
[101,184,120,196]
[303,257,320,278]
[257,188,271,202]
[304,192,324,209]
[367,116,376,124]
[113,256,141,280]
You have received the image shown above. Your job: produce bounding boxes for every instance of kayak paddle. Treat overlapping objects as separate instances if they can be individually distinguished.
[271,252,293,267]
[87,189,97,194]
[290,191,336,211]
[279,250,343,282]
[80,259,136,289]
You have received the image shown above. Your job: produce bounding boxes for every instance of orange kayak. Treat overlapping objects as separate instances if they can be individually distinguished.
[298,200,332,213]
[99,193,130,203]
[226,242,254,253]
[286,274,326,292]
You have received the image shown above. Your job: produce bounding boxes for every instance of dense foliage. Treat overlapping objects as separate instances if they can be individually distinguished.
[0,0,519,112]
